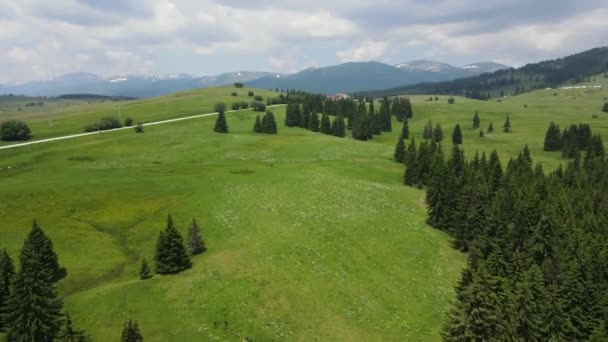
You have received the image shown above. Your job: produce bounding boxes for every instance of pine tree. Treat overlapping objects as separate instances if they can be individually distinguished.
[0,249,15,331]
[121,319,143,342]
[213,110,229,133]
[139,258,152,280]
[512,265,548,340]
[56,313,88,342]
[187,218,205,255]
[452,124,463,145]
[320,113,332,134]
[423,120,433,140]
[433,123,444,142]
[401,118,409,139]
[473,112,480,129]
[154,214,192,274]
[543,122,562,151]
[253,115,262,133]
[285,102,300,127]
[262,110,278,134]
[309,112,320,132]
[503,116,511,133]
[5,222,63,341]
[333,114,346,138]
[487,122,494,133]
[394,136,406,162]
[403,138,418,186]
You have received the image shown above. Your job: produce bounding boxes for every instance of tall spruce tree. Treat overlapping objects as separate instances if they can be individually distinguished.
[262,110,278,134]
[5,222,64,341]
[56,313,88,342]
[320,113,332,134]
[394,136,406,163]
[423,120,433,140]
[333,114,346,138]
[285,102,300,127]
[253,115,262,133]
[473,112,480,129]
[154,214,192,274]
[503,116,511,133]
[401,118,409,139]
[543,122,562,151]
[403,138,418,186]
[213,110,229,133]
[0,249,15,331]
[452,124,463,145]
[187,218,205,255]
[121,319,143,342]
[309,112,320,132]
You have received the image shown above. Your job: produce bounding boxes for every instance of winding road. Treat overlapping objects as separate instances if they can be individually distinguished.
[0,105,285,150]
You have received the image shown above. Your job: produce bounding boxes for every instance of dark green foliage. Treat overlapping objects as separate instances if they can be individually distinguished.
[390,97,413,121]
[487,122,494,133]
[124,117,133,127]
[154,214,192,274]
[379,97,392,132]
[432,123,443,142]
[503,115,511,133]
[253,95,263,101]
[309,112,320,132]
[448,97,455,104]
[121,319,143,342]
[0,249,15,331]
[400,118,409,139]
[1,119,31,141]
[134,123,144,133]
[84,116,122,132]
[472,112,480,129]
[247,90,254,96]
[479,130,484,137]
[5,222,63,341]
[423,120,433,140]
[285,103,301,127]
[403,138,418,186]
[231,102,240,110]
[320,113,332,134]
[213,110,229,133]
[253,115,262,133]
[332,114,346,138]
[261,110,278,134]
[250,101,266,112]
[452,124,463,145]
[234,82,244,88]
[139,259,152,280]
[603,102,608,113]
[543,122,562,151]
[187,219,205,255]
[213,102,226,113]
[394,137,406,162]
[57,313,88,342]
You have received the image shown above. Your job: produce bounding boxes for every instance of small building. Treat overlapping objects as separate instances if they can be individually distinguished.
[327,93,350,100]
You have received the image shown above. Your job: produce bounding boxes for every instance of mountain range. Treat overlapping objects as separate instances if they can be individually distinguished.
[0,60,508,98]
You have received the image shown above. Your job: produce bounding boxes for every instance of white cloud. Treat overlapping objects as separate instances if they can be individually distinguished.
[336,41,388,62]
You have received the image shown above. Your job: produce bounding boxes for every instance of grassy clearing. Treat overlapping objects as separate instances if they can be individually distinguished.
[0,106,463,341]
[0,87,277,145]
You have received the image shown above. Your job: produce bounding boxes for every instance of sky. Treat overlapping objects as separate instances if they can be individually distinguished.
[1,0,608,83]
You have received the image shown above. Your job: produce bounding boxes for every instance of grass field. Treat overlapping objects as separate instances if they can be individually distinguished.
[0,87,277,145]
[1,80,607,341]
[0,105,464,341]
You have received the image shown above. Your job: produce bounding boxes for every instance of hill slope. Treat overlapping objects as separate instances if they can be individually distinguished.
[362,46,608,99]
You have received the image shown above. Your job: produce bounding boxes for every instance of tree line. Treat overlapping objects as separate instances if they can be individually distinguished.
[400,132,608,340]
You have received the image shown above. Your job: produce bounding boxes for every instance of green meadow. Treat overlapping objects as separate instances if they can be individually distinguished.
[1,83,607,340]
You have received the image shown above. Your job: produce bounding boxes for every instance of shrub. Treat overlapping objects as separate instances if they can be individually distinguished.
[0,119,31,141]
[84,116,122,132]
[214,102,226,113]
[592,114,598,119]
[124,117,133,126]
[254,95,263,101]
[231,102,240,110]
[231,92,238,96]
[240,101,249,109]
[448,97,455,104]
[135,123,144,133]
[251,101,266,112]
[603,102,608,113]
[234,82,244,88]
[248,90,254,97]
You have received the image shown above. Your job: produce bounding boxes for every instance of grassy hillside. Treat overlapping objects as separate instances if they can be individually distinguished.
[0,106,464,341]
[0,86,277,145]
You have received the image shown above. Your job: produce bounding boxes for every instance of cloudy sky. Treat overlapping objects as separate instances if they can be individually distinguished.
[1,0,608,83]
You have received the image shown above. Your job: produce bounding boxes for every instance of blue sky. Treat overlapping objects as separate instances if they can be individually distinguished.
[1,0,608,83]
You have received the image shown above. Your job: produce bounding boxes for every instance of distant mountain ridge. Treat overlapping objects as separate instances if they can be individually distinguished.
[0,60,508,97]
